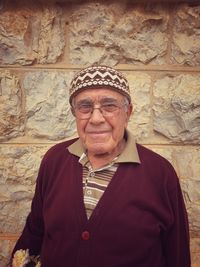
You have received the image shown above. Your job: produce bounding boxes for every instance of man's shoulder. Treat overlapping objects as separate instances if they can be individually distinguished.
[136,143,173,168]
[135,143,179,188]
[43,138,79,162]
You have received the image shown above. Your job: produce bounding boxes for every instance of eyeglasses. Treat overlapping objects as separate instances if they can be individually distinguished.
[72,101,127,120]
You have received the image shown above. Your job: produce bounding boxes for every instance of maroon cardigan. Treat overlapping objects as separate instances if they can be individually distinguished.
[13,139,191,267]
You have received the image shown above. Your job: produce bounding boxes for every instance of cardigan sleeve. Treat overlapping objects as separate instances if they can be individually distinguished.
[12,156,46,256]
[161,168,191,267]
[12,139,76,259]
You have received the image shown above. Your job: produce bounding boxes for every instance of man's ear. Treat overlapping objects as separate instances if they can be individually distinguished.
[71,107,75,116]
[127,104,133,120]
[124,104,133,128]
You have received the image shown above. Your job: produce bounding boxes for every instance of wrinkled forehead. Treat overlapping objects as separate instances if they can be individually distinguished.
[73,87,125,103]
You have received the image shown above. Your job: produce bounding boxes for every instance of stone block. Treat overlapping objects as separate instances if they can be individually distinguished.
[126,72,152,141]
[153,74,200,144]
[146,145,200,236]
[172,147,200,235]
[172,5,200,66]
[191,238,200,266]
[24,71,77,140]
[0,239,16,267]
[0,145,50,233]
[173,147,200,182]
[181,179,200,236]
[69,3,168,65]
[0,6,65,65]
[0,71,24,141]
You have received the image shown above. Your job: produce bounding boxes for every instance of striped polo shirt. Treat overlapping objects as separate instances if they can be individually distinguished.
[68,130,141,218]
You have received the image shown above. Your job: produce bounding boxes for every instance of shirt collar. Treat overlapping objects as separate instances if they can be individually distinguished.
[67,129,141,164]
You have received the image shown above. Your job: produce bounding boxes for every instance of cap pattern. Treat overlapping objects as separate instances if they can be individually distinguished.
[69,65,131,103]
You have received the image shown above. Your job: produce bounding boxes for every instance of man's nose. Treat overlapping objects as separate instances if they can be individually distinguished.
[89,107,105,123]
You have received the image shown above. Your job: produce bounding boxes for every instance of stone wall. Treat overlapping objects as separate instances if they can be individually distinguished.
[0,0,200,266]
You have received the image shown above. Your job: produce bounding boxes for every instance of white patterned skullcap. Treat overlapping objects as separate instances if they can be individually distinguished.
[69,65,131,104]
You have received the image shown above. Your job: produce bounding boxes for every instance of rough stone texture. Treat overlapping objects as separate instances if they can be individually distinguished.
[191,238,200,267]
[149,145,200,262]
[0,71,24,141]
[69,3,168,65]
[24,71,76,140]
[150,145,200,236]
[126,72,152,141]
[0,239,16,267]
[172,5,200,66]
[0,145,50,233]
[0,6,65,65]
[174,147,200,183]
[174,147,200,236]
[153,74,200,144]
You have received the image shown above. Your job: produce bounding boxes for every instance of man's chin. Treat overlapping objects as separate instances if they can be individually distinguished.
[86,143,112,156]
[86,132,110,141]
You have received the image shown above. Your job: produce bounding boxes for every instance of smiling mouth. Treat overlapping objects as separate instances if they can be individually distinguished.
[87,131,109,134]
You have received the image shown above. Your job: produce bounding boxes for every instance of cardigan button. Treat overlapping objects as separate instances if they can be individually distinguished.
[81,231,90,240]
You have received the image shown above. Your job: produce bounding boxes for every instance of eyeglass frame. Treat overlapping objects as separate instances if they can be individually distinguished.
[71,97,130,120]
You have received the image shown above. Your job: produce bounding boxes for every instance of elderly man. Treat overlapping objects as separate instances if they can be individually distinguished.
[12,65,191,267]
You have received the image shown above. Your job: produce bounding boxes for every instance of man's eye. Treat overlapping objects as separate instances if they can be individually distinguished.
[102,104,118,112]
[78,105,92,113]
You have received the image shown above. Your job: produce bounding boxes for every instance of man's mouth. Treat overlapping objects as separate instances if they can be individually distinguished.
[86,131,109,134]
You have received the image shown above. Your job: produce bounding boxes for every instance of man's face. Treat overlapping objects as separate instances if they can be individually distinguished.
[72,88,132,156]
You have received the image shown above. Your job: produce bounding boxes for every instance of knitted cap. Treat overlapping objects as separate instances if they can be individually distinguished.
[69,65,131,104]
